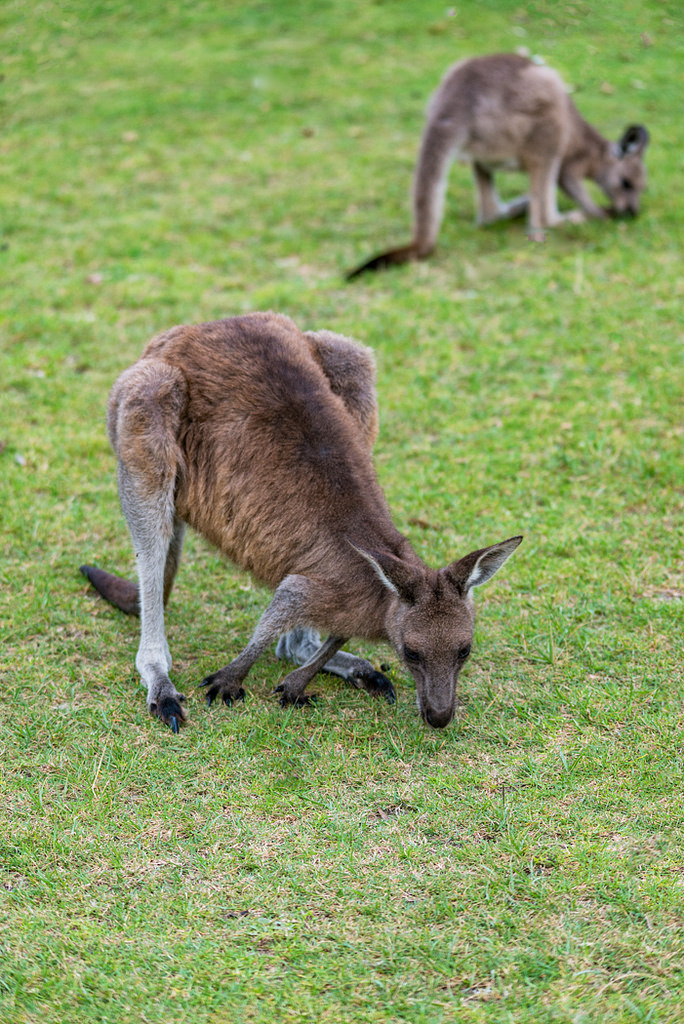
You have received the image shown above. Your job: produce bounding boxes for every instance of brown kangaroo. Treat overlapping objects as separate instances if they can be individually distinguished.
[80,313,521,732]
[347,52,649,277]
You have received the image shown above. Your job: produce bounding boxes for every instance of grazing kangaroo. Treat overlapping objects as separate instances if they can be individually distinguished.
[80,313,521,732]
[347,52,649,276]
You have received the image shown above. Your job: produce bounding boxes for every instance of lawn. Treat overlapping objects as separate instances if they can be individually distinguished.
[1,1,683,1021]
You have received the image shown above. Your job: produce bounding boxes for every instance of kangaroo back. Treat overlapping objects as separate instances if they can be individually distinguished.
[130,313,398,589]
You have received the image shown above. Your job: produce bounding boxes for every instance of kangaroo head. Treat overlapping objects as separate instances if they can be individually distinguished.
[354,536,522,728]
[604,125,650,217]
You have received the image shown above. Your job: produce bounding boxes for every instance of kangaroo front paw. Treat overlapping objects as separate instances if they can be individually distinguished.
[272,665,318,708]
[273,684,318,708]
[200,669,246,708]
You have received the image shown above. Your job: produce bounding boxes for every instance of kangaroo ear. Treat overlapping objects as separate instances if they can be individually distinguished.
[349,541,419,604]
[444,536,523,594]
[617,124,650,156]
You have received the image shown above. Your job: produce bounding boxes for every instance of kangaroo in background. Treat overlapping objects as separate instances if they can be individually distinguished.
[347,52,650,277]
[80,313,522,733]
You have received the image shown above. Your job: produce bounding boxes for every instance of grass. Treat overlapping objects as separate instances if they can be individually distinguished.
[1,0,683,1020]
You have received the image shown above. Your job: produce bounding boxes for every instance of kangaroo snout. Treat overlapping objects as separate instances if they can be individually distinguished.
[415,671,459,729]
[422,704,455,730]
[615,204,639,218]
[414,670,459,730]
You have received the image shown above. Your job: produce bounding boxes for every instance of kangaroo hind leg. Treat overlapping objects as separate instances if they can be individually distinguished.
[80,516,185,616]
[110,359,188,731]
[304,329,379,450]
[473,163,528,225]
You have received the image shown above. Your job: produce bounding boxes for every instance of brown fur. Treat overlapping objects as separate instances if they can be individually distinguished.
[123,314,402,612]
[348,53,649,276]
[81,313,521,730]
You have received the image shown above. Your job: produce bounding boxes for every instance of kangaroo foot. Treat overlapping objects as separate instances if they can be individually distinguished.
[148,691,187,733]
[200,668,247,708]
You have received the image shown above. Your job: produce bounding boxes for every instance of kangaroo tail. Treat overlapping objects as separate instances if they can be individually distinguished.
[80,564,140,616]
[346,244,421,280]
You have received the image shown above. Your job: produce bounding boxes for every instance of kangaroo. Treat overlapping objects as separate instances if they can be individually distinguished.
[80,312,521,732]
[347,52,649,277]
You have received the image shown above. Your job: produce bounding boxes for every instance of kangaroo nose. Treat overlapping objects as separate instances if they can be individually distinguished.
[424,706,453,729]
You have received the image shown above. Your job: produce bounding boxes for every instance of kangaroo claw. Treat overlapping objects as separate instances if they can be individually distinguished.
[351,667,396,704]
[155,696,187,731]
[273,685,318,708]
[223,689,245,707]
[200,673,245,708]
[370,671,396,704]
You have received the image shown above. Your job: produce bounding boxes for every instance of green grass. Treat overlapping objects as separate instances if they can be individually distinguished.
[1,1,683,1021]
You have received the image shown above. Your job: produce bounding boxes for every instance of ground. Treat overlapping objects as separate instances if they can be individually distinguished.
[1,2,683,1021]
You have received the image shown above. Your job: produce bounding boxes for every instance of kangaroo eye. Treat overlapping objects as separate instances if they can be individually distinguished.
[403,645,422,665]
[458,644,472,661]
[621,178,634,190]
